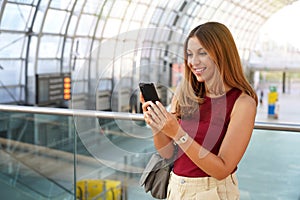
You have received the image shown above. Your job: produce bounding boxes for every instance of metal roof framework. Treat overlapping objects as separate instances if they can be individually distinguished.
[0,0,297,105]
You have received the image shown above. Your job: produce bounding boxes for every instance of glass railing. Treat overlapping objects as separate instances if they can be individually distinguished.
[0,104,300,200]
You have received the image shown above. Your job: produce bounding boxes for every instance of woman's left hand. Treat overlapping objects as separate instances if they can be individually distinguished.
[144,101,180,139]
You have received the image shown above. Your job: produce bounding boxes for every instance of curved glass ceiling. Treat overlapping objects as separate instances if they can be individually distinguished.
[0,0,298,106]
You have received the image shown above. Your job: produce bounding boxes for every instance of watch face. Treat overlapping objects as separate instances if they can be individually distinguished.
[177,133,188,144]
[181,136,187,143]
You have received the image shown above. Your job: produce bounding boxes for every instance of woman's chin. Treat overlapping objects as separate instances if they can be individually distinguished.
[195,75,205,82]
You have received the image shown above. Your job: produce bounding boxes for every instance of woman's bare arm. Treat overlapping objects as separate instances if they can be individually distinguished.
[147,93,256,179]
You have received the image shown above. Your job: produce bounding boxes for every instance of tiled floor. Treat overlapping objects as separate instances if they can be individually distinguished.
[256,92,300,124]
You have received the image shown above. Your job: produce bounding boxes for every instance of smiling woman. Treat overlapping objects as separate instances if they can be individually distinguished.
[140,22,258,200]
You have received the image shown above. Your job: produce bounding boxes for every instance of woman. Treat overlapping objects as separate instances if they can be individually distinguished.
[141,22,257,199]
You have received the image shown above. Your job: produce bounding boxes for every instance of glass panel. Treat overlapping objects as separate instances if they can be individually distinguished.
[84,0,104,14]
[1,3,33,30]
[163,0,181,9]
[0,33,26,58]
[75,38,92,59]
[142,5,156,26]
[219,0,228,11]
[27,36,38,75]
[0,60,23,84]
[131,4,148,21]
[239,0,253,7]
[39,35,62,58]
[50,0,75,10]
[0,86,24,103]
[43,9,68,33]
[76,14,96,36]
[95,19,105,37]
[119,20,130,33]
[127,21,141,32]
[103,18,122,38]
[186,1,198,15]
[74,116,154,198]
[62,38,72,71]
[157,1,168,8]
[71,1,83,18]
[101,0,114,19]
[124,2,137,21]
[179,15,190,29]
[165,11,177,25]
[33,9,46,33]
[9,0,39,4]
[204,6,217,19]
[238,129,300,200]
[151,8,163,25]
[73,59,88,74]
[37,59,60,74]
[0,111,75,199]
[110,0,129,18]
[67,15,78,35]
[1,106,299,199]
[209,0,222,8]
[71,82,86,95]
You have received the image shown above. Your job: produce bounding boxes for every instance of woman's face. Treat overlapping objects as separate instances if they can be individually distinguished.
[186,37,217,83]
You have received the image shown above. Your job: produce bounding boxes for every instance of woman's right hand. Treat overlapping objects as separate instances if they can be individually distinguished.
[140,92,176,159]
[140,92,161,134]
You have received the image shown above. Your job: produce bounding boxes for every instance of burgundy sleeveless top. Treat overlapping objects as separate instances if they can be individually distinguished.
[173,88,242,177]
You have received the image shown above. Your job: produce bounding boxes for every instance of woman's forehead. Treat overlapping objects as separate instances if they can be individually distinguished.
[187,37,204,50]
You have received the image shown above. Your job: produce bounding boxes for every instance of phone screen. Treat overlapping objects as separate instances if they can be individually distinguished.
[139,83,160,102]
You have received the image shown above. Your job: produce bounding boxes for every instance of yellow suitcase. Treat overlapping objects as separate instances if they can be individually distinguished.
[76,179,122,200]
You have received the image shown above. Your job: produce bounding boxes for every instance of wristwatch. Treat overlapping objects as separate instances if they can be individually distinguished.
[175,133,189,144]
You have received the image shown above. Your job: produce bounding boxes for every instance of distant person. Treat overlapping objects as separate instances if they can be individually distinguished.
[129,92,138,113]
[260,89,264,105]
[140,22,257,199]
[274,98,279,119]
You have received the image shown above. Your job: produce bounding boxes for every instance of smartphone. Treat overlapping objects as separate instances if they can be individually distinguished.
[139,82,160,102]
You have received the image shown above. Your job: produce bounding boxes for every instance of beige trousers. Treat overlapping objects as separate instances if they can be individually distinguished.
[166,172,240,200]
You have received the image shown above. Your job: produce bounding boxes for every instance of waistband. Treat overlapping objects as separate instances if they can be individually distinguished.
[169,171,237,190]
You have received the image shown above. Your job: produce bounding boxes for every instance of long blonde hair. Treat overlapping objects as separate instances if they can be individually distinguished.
[175,22,258,118]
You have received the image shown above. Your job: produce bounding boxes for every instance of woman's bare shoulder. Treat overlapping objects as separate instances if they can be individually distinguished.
[233,93,257,114]
[238,93,256,106]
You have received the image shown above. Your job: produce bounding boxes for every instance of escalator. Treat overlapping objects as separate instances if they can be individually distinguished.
[0,146,73,200]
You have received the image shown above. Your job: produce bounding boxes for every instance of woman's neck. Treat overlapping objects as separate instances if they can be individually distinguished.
[206,85,232,98]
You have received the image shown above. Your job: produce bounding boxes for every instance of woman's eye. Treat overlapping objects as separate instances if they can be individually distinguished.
[199,52,207,56]
[187,53,193,57]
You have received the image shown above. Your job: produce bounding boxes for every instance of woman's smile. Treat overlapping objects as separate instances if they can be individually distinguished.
[193,66,207,75]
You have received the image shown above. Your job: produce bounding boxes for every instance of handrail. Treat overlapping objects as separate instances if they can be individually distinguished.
[0,104,144,120]
[254,121,300,132]
[0,104,300,132]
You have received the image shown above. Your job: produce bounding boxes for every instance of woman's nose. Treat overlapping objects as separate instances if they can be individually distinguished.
[190,56,200,65]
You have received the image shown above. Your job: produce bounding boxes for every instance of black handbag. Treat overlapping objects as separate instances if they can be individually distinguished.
[139,153,174,199]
